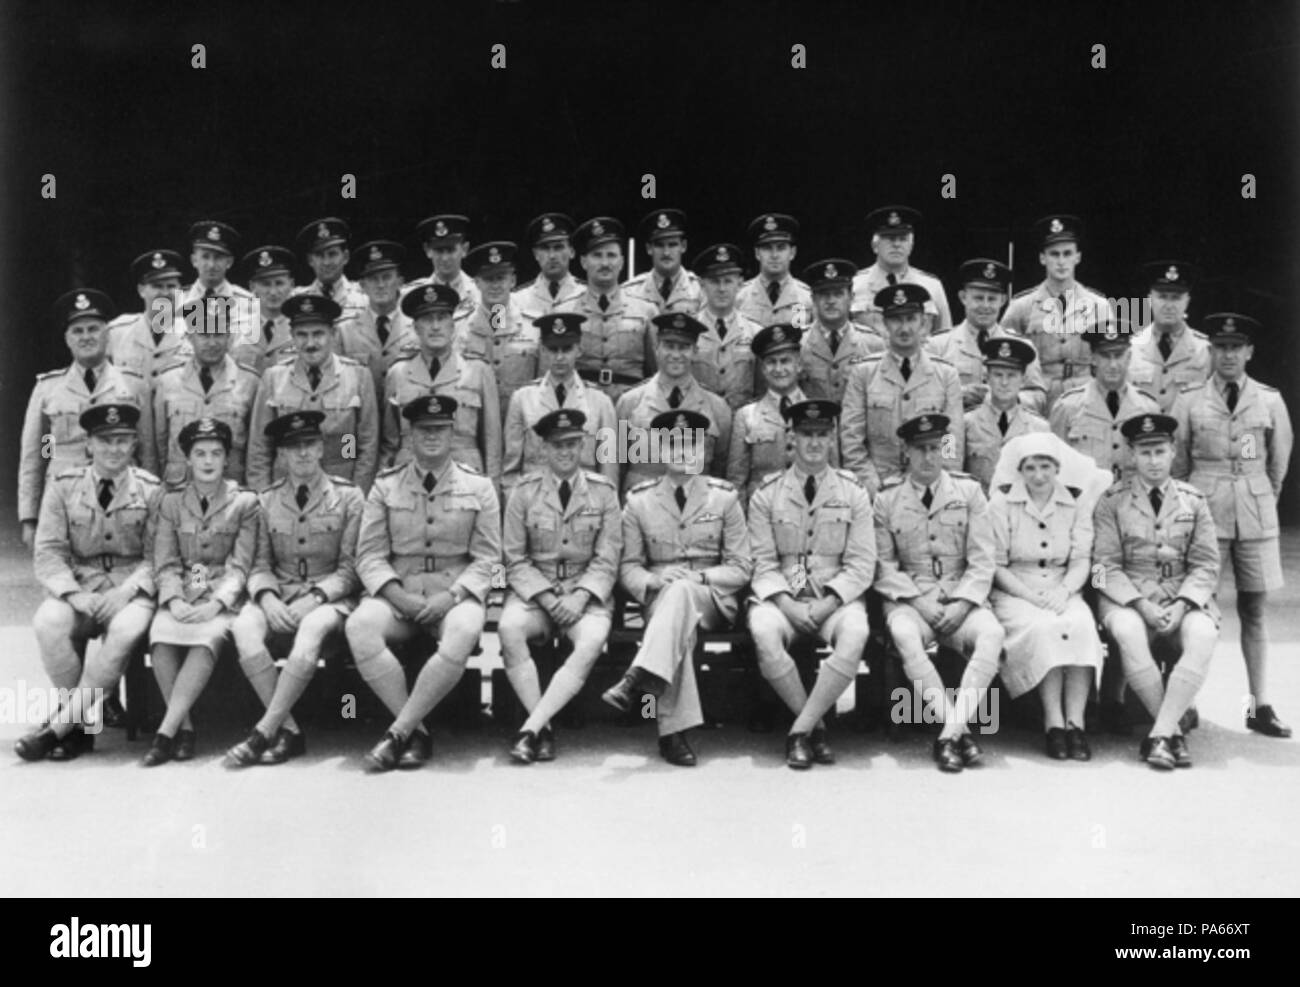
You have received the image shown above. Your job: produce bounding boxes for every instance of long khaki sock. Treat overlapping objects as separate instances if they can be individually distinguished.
[791,666,853,735]
[1154,665,1206,737]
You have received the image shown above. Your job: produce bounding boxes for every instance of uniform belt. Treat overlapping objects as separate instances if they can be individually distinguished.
[1192,465,1267,478]
[653,557,716,571]
[534,559,588,580]
[778,553,842,568]
[577,367,642,387]
[1139,563,1185,580]
[79,554,142,573]
[394,553,472,572]
[903,557,964,578]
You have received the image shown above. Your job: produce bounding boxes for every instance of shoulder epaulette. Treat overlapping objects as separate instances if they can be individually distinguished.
[629,478,658,494]
[377,463,405,479]
[264,477,288,491]
[1135,388,1159,403]
[36,368,63,381]
[107,313,136,328]
[1189,328,1209,339]
[757,470,784,490]
[585,471,616,487]
[1174,479,1206,498]
[323,474,356,486]
[833,468,859,485]
[456,461,485,476]
[706,477,735,491]
[155,361,187,377]
[130,467,162,484]
[235,360,261,376]
[947,470,976,481]
[879,475,905,490]
[790,277,811,291]
[336,354,362,367]
[117,366,145,380]
[1060,380,1088,397]
[1255,381,1279,393]
[929,355,954,367]
[1066,485,1082,499]
[54,466,88,481]
[275,355,296,366]
[517,472,545,486]
[1011,287,1035,300]
[997,483,1013,494]
[622,272,650,286]
[1102,481,1126,498]
[392,351,418,364]
[1179,381,1207,394]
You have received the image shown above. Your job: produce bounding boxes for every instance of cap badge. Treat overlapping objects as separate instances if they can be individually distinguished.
[824,263,836,280]
[672,315,685,329]
[998,342,1011,358]
[152,253,166,269]
[716,246,729,262]
[893,288,907,306]
[887,211,900,226]
[675,414,688,429]
[208,226,221,241]
[1166,265,1179,281]
[425,287,438,304]
[488,246,501,264]
[806,406,820,419]
[1142,417,1154,433]
[541,217,555,233]
[657,213,669,229]
[591,220,605,237]
[433,220,449,237]
[1049,218,1064,234]
[983,263,997,280]
[553,321,566,335]
[292,416,305,429]
[1223,318,1235,331]
[763,216,776,232]
[428,397,442,414]
[301,298,314,313]
[258,251,272,267]
[74,294,90,310]
[919,416,931,431]
[772,326,785,342]
[556,413,570,428]
[317,223,330,241]
[369,246,382,261]
[105,406,120,424]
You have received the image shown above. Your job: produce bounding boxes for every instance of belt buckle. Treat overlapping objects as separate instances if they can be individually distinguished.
[556,560,569,579]
[298,559,308,580]
[1161,562,1174,579]
[932,557,943,578]
[598,368,613,386]
[1063,363,1074,379]
[102,554,113,573]
[425,557,435,573]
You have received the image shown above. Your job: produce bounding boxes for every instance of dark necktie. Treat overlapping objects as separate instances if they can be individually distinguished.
[887,273,898,286]
[827,327,840,356]
[1057,294,1067,314]
[423,472,436,494]
[804,474,816,504]
[1225,382,1239,412]
[597,294,610,312]
[1149,487,1163,516]
[1105,389,1120,417]
[199,495,209,513]
[998,410,1010,436]
[427,357,441,381]
[98,478,114,510]
[555,383,567,407]
[199,365,213,393]
[921,485,934,510]
[548,279,560,300]
[674,485,687,511]
[659,276,673,301]
[204,287,216,298]
[668,386,683,408]
[295,484,309,509]
[263,320,275,344]
[716,317,727,341]
[558,478,572,510]
[376,314,390,345]
[84,367,97,392]
[977,327,989,348]
[152,326,166,348]
[307,365,322,390]
[1158,332,1173,362]
[766,280,781,306]
[900,357,912,381]
[779,395,791,415]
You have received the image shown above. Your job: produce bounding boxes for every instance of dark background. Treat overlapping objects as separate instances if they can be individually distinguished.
[2,0,1297,521]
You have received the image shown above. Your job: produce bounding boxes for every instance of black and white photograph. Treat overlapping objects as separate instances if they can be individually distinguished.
[1,0,1297,926]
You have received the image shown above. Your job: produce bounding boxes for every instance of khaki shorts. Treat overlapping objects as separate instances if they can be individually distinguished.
[1219,538,1284,593]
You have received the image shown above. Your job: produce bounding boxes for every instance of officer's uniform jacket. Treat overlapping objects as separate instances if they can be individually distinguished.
[1092,476,1220,618]
[1127,323,1212,412]
[231,312,295,375]
[726,387,841,503]
[456,300,540,420]
[621,267,703,316]
[20,362,156,522]
[551,287,659,403]
[107,311,193,384]
[34,465,162,599]
[619,474,752,625]
[154,478,259,609]
[502,374,619,495]
[247,473,364,605]
[692,309,763,409]
[246,353,380,491]
[1000,281,1112,408]
[1049,379,1159,481]
[292,276,368,323]
[404,271,480,321]
[735,274,812,329]
[872,470,996,606]
[748,465,875,605]
[356,459,501,603]
[503,469,622,604]
[152,355,260,488]
[614,374,733,492]
[799,319,885,405]
[337,306,421,401]
[926,320,1048,413]
[1171,375,1293,541]
[850,263,953,335]
[839,349,965,493]
[181,279,257,340]
[512,273,586,325]
[380,350,502,482]
[963,399,1051,491]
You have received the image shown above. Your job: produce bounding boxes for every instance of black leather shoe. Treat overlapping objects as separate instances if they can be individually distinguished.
[15,726,58,761]
[957,733,984,767]
[933,738,964,773]
[1179,705,1200,733]
[48,727,93,761]
[174,729,197,761]
[142,733,176,767]
[1145,736,1176,770]
[1169,733,1193,768]
[809,727,835,765]
[397,729,432,769]
[364,731,408,773]
[1065,726,1091,762]
[535,726,556,762]
[1045,727,1069,760]
[509,730,537,764]
[260,728,305,765]
[226,728,272,767]
[102,692,128,729]
[1247,705,1292,738]
[1138,736,1153,760]
[658,731,697,767]
[786,732,814,770]
[601,667,665,712]
[1100,699,1131,735]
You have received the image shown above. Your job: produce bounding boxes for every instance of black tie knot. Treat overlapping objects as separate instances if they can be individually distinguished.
[659,276,673,301]
[668,386,683,408]
[199,495,210,513]
[98,478,114,510]
[827,327,840,356]
[998,410,1010,435]
[674,485,687,512]
[766,280,781,306]
[1105,389,1120,418]
[558,478,572,510]
[1150,487,1163,516]
[263,320,275,343]
[921,486,934,510]
[779,395,791,415]
[423,472,436,494]
[555,383,567,407]
[804,474,817,504]
[716,317,727,340]
[548,279,560,300]
[899,356,912,381]
[427,357,441,380]
[977,328,989,348]
[376,314,390,345]
[84,367,97,392]
[1158,332,1173,361]
[307,365,322,390]
[887,273,898,286]
[295,484,309,509]
[1226,381,1239,412]
[597,294,610,312]
[198,365,213,393]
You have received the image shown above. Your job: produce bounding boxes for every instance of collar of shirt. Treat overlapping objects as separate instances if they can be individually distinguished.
[869,262,911,283]
[1215,374,1246,397]
[414,459,457,490]
[655,374,696,399]
[764,386,805,409]
[1135,476,1172,500]
[191,356,230,381]
[790,464,829,487]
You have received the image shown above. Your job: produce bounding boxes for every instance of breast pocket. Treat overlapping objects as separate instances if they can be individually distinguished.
[451,389,482,436]
[935,508,968,550]
[570,514,603,551]
[526,514,559,553]
[1245,473,1279,534]
[810,507,850,555]
[772,515,804,555]
[1190,410,1230,459]
[690,516,723,552]
[498,339,537,379]
[112,506,150,553]
[439,497,479,548]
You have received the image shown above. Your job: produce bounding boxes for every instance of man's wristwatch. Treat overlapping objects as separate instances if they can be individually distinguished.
[309,588,328,605]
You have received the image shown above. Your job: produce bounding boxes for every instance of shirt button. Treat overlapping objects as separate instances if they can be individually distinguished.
[298,538,306,544]
[299,516,306,522]
[1041,542,1048,548]
[562,538,569,545]
[104,533,112,540]
[1039,522,1046,529]
[1038,560,1046,568]
[426,540,432,547]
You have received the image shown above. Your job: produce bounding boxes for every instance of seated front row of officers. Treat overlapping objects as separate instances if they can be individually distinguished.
[16,370,1233,774]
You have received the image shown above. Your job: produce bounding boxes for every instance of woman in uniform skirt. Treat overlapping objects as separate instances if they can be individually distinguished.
[987,433,1109,760]
[144,418,259,766]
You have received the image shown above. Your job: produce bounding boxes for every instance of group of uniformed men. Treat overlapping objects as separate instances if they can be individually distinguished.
[14,205,1293,772]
